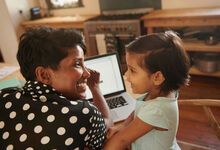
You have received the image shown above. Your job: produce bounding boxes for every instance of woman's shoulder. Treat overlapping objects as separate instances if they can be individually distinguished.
[68,100,98,111]
[0,87,21,98]
[66,100,103,121]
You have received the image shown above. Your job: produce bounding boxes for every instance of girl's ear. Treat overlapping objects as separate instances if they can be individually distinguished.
[153,71,165,86]
[35,66,52,85]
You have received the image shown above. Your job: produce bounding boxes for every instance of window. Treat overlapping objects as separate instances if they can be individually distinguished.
[46,0,83,9]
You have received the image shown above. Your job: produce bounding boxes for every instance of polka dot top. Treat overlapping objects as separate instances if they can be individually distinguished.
[0,81,106,150]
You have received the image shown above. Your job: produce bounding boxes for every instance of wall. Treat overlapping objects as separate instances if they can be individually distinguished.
[0,0,18,64]
[162,0,220,9]
[5,0,40,38]
[48,0,220,16]
[50,0,100,16]
[1,0,220,64]
[0,0,39,64]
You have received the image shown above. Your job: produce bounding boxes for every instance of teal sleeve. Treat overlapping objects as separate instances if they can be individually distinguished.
[137,103,169,129]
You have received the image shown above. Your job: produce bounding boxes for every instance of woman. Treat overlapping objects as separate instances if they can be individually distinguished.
[0,27,113,150]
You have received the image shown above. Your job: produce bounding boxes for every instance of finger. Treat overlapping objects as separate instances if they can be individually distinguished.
[106,131,112,139]
[85,67,92,73]
[89,69,100,75]
[86,67,95,73]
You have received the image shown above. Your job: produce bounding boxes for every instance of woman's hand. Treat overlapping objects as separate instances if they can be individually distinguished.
[86,68,114,129]
[86,68,100,90]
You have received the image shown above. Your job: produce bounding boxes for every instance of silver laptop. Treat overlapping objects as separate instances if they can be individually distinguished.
[84,53,136,123]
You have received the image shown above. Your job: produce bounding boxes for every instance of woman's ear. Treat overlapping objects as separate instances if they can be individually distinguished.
[35,66,51,85]
[153,71,165,86]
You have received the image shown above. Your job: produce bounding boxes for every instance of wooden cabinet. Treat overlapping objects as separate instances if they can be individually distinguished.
[141,7,220,77]
[21,15,99,56]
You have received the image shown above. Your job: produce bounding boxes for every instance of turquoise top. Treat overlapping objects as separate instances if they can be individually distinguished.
[132,92,181,150]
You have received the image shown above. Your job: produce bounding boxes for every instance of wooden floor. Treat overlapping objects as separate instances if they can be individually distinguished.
[177,75,220,150]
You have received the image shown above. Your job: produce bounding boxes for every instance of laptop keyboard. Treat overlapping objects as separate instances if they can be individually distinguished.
[106,96,128,109]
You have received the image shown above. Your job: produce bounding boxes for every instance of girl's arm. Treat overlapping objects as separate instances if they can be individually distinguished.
[103,116,155,150]
[107,111,134,139]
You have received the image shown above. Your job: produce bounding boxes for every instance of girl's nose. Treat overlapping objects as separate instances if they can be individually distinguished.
[124,71,128,78]
[124,71,129,81]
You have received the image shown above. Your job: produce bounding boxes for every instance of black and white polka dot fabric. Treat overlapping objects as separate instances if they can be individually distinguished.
[0,81,106,150]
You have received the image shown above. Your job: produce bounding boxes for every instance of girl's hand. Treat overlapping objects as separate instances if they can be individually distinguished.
[106,126,120,139]
[86,68,100,89]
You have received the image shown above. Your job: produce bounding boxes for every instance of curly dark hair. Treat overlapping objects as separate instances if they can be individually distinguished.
[126,31,191,94]
[17,27,86,81]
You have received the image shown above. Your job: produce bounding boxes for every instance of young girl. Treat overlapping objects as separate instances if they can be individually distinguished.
[103,31,190,150]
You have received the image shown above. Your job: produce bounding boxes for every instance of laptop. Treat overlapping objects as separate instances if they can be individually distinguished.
[84,53,136,123]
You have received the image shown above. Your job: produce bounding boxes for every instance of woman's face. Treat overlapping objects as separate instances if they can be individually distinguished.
[49,45,90,100]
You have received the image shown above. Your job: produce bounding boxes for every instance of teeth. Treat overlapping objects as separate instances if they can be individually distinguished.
[77,83,86,87]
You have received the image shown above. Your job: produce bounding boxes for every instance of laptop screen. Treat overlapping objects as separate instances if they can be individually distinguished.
[84,53,125,100]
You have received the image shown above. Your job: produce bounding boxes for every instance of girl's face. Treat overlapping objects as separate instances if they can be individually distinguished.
[49,45,90,100]
[125,52,154,94]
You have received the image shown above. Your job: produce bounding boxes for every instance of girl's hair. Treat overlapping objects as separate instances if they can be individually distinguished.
[125,31,190,94]
[17,27,86,81]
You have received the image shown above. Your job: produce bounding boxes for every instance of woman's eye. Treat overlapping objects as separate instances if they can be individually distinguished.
[74,62,82,67]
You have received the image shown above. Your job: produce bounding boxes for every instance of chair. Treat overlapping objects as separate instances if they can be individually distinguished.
[178,99,220,141]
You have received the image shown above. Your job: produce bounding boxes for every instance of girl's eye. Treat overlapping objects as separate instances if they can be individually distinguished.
[129,68,136,73]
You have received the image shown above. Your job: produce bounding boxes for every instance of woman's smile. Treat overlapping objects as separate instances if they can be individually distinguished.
[76,81,87,91]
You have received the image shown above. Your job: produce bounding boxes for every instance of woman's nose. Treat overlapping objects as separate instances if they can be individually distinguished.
[83,67,90,78]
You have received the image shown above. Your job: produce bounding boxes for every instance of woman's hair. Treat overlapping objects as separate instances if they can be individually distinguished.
[126,31,190,94]
[17,27,86,81]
